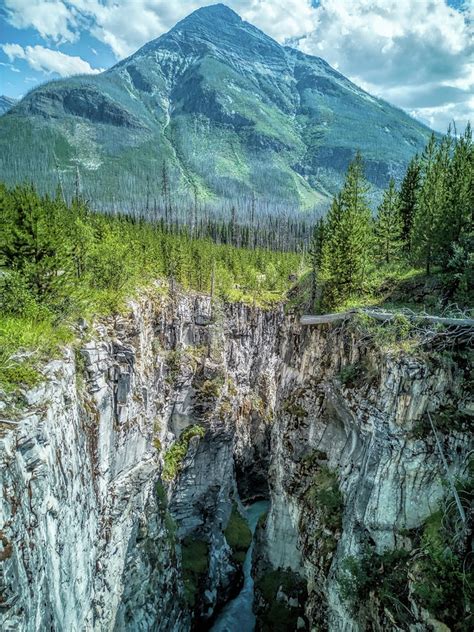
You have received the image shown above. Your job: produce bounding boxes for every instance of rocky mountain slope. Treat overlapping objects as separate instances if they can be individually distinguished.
[0,4,432,211]
[1,288,471,631]
[0,96,16,116]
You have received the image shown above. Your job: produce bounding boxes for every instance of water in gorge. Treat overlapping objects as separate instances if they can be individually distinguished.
[210,501,270,632]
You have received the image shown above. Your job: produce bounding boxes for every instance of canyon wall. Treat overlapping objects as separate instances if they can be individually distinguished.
[0,289,471,631]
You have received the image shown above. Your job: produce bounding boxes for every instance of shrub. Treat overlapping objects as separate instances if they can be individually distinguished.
[304,465,343,558]
[255,569,307,632]
[339,547,412,627]
[305,465,343,531]
[412,512,473,631]
[162,425,205,481]
[338,363,361,387]
[411,404,471,439]
[197,376,224,399]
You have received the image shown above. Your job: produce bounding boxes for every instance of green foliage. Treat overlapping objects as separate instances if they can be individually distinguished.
[224,503,252,564]
[338,363,362,387]
[165,349,183,384]
[447,232,474,305]
[411,404,472,439]
[319,153,373,309]
[196,375,225,400]
[255,569,307,632]
[375,178,403,264]
[0,315,73,392]
[340,485,473,632]
[412,511,473,631]
[352,312,415,352]
[181,537,209,607]
[307,126,472,313]
[0,183,302,392]
[412,134,449,275]
[305,465,343,556]
[399,155,421,253]
[412,126,473,280]
[340,547,412,627]
[162,425,205,481]
[309,217,325,309]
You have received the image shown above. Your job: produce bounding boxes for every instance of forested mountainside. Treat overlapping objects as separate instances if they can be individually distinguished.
[0,4,433,215]
[1,124,472,395]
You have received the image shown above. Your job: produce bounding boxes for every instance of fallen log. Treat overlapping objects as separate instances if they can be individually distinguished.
[301,309,474,327]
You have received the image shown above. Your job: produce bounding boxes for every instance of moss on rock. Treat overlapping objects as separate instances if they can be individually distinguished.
[224,502,252,564]
[254,568,307,632]
[181,537,209,607]
[162,424,205,481]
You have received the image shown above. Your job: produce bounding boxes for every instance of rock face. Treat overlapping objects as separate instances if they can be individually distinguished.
[0,96,16,116]
[0,5,432,210]
[0,289,471,631]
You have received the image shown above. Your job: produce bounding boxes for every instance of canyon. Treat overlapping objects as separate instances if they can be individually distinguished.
[0,287,471,631]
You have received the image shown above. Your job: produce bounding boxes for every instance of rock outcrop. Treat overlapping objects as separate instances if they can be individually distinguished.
[0,288,471,631]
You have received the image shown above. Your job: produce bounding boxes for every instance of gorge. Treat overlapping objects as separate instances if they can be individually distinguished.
[0,287,471,632]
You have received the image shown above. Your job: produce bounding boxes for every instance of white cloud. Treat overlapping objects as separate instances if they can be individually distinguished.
[299,0,473,132]
[3,1,315,58]
[4,0,78,43]
[2,0,472,131]
[1,43,103,77]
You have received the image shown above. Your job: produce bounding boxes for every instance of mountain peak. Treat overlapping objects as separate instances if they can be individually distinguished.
[138,2,283,66]
[0,5,433,211]
[171,3,243,33]
[187,3,241,21]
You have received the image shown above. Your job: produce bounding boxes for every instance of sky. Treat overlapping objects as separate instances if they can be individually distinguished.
[0,0,472,132]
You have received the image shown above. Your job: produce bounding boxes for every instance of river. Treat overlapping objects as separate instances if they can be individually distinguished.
[209,500,270,632]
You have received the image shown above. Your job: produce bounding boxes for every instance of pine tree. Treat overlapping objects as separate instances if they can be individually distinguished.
[438,123,473,268]
[320,153,373,308]
[398,155,421,254]
[309,218,325,308]
[412,134,450,275]
[1,185,71,305]
[375,178,403,264]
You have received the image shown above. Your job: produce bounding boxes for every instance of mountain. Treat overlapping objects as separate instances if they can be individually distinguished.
[0,95,17,115]
[0,4,433,212]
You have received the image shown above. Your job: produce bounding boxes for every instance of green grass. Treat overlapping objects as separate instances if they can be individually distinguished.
[162,425,206,481]
[0,316,73,393]
[0,183,303,394]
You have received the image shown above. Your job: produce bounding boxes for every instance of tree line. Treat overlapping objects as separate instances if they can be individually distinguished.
[0,183,303,331]
[310,125,473,311]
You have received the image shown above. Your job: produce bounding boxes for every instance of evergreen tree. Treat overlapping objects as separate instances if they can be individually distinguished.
[320,153,373,308]
[0,185,71,306]
[412,134,450,275]
[437,123,473,268]
[309,218,325,308]
[375,178,403,264]
[399,155,421,253]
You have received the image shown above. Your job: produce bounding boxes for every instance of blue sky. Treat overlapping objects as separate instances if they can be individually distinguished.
[0,1,472,131]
